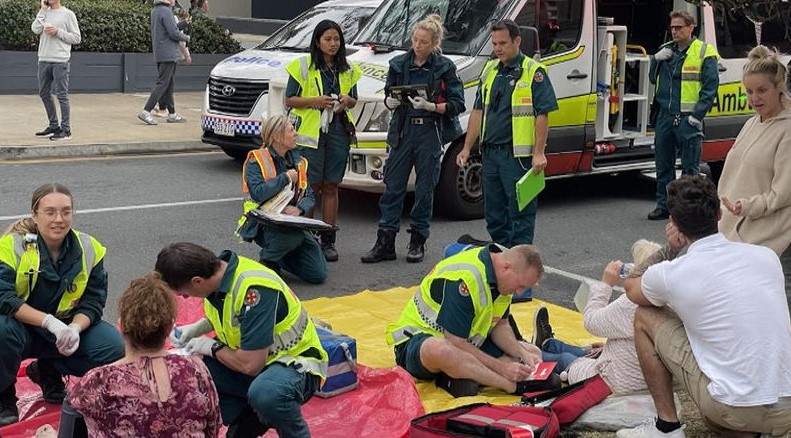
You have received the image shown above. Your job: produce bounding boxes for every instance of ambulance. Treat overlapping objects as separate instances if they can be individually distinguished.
[266,0,790,219]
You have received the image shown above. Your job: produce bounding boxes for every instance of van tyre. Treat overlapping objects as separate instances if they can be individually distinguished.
[435,140,484,220]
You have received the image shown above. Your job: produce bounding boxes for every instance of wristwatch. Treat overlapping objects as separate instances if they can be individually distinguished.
[210,341,225,359]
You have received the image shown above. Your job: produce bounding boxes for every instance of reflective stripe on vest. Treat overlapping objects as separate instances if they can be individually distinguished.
[680,39,719,113]
[0,231,103,317]
[284,55,363,149]
[203,257,328,379]
[479,57,543,157]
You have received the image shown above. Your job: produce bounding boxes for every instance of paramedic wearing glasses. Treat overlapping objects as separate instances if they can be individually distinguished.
[457,19,558,250]
[0,183,124,426]
[646,10,719,221]
[361,13,465,264]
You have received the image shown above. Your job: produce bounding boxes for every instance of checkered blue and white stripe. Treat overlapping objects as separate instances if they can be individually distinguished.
[201,115,261,136]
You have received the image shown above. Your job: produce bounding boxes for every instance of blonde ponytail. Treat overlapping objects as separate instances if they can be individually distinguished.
[414,13,444,51]
[744,45,790,104]
[3,218,37,236]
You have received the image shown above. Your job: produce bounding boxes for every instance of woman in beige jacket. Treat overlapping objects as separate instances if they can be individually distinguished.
[718,45,791,292]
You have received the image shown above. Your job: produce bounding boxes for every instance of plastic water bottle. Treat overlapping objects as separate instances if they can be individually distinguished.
[619,263,635,279]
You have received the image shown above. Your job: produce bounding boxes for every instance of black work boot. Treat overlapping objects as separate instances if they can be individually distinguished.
[406,229,427,263]
[226,407,268,438]
[360,229,397,263]
[26,359,66,404]
[320,229,339,262]
[0,383,19,426]
[260,259,282,276]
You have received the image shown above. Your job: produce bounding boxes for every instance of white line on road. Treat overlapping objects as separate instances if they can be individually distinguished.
[0,197,242,222]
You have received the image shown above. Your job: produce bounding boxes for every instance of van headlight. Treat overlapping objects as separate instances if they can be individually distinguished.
[363,102,392,132]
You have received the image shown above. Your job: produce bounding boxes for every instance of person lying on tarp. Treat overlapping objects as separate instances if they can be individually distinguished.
[385,244,560,396]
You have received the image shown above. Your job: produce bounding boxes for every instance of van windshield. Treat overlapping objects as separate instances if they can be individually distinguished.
[354,0,516,55]
[257,6,376,51]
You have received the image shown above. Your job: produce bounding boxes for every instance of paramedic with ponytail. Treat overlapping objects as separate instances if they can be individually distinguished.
[0,183,124,426]
[285,20,362,263]
[236,115,327,284]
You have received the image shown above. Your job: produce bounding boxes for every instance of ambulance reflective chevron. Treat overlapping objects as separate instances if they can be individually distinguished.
[267,0,790,219]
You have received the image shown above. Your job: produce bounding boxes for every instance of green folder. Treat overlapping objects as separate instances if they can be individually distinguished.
[516,168,545,211]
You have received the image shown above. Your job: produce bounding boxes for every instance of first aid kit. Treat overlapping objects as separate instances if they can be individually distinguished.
[410,403,559,438]
[316,327,358,398]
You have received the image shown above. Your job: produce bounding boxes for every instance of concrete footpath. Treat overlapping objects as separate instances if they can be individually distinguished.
[0,92,217,161]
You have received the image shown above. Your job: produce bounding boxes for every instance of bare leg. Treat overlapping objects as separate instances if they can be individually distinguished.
[419,337,516,393]
[321,183,339,226]
[634,306,679,422]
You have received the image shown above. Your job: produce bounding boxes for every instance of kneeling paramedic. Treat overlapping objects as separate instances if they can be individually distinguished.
[156,242,328,438]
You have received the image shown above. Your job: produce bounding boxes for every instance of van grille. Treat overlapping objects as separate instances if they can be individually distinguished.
[208,77,268,116]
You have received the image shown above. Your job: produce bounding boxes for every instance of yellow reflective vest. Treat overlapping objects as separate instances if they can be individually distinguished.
[203,256,328,380]
[679,39,719,113]
[479,56,544,158]
[386,247,512,348]
[0,230,105,318]
[285,55,363,149]
[237,147,309,231]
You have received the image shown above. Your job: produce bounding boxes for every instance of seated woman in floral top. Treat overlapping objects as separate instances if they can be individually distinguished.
[67,273,221,437]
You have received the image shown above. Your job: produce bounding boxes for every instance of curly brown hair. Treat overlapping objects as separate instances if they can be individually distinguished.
[119,272,177,351]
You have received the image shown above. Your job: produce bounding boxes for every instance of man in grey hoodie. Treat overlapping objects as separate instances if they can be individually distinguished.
[31,0,81,141]
[138,0,191,125]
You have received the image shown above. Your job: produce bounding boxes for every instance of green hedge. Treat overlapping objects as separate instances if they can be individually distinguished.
[0,0,241,53]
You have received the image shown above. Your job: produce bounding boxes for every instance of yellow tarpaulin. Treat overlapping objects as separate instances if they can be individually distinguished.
[302,287,604,414]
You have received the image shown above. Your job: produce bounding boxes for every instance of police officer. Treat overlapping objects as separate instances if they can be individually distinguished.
[361,14,465,264]
[647,10,719,220]
[457,19,557,248]
[0,183,124,426]
[156,242,328,438]
[237,115,327,285]
[285,20,362,262]
[386,244,553,395]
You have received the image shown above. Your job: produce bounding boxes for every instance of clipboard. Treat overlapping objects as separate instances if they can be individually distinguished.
[247,209,335,232]
[388,84,429,104]
[516,168,545,211]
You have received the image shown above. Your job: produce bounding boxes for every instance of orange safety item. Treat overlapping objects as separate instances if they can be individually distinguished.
[241,148,309,200]
[609,44,620,115]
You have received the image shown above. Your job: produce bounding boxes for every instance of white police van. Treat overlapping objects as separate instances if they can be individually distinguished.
[200,0,382,159]
[267,0,789,219]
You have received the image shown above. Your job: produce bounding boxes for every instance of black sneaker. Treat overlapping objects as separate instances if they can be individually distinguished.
[35,126,60,137]
[647,208,670,220]
[50,129,72,141]
[26,360,66,404]
[531,306,554,348]
[0,384,19,426]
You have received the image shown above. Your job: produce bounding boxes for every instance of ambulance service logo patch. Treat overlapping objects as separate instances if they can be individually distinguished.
[458,283,470,297]
[534,71,544,83]
[244,289,261,307]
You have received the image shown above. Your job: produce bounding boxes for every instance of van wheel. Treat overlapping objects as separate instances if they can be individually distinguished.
[436,140,484,220]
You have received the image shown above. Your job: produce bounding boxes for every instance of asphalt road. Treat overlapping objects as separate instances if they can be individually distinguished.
[1,152,678,322]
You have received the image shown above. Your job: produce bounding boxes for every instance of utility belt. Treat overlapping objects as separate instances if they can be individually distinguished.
[481,142,511,149]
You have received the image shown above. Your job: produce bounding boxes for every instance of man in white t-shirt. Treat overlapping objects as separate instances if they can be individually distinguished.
[618,176,791,438]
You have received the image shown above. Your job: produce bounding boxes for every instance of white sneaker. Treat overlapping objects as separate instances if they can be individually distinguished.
[616,418,686,438]
[138,110,158,125]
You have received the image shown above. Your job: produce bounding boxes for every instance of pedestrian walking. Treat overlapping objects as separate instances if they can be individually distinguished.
[138,0,191,125]
[646,10,719,221]
[457,19,557,248]
[361,14,465,264]
[284,20,362,262]
[31,0,81,141]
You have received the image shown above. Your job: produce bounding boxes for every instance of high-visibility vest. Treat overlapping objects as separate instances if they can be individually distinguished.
[386,247,512,347]
[479,56,544,157]
[679,39,719,113]
[285,55,363,149]
[237,147,309,229]
[0,230,105,318]
[203,256,328,380]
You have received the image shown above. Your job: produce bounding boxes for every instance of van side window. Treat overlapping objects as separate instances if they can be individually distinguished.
[514,0,584,57]
[713,4,791,59]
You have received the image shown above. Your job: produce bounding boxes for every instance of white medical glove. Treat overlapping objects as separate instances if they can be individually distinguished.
[320,108,332,133]
[171,318,213,347]
[385,97,401,109]
[687,115,701,127]
[185,336,217,357]
[653,47,673,62]
[408,96,437,112]
[42,314,80,356]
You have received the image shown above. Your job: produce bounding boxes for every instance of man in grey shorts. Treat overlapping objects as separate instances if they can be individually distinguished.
[31,0,81,141]
[621,175,791,438]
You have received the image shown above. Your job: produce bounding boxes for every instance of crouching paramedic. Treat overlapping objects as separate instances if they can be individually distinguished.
[156,242,328,438]
[386,244,549,395]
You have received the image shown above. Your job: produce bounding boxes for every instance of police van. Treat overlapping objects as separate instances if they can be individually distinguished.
[200,0,382,159]
[266,0,790,219]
